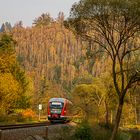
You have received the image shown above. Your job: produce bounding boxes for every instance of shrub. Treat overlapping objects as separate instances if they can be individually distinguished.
[74,121,93,140]
[22,109,35,121]
[14,108,36,122]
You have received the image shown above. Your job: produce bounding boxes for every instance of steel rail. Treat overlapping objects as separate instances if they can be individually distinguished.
[0,121,50,130]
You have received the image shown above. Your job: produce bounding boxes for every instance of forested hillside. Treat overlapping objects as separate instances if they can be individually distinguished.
[0,2,140,139]
[10,13,107,106]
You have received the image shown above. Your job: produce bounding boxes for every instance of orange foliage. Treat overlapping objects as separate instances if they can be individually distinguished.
[22,109,35,118]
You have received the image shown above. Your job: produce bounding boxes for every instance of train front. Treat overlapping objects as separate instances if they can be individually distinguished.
[47,98,66,122]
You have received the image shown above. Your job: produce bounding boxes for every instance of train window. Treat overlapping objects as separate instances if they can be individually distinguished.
[50,102,63,109]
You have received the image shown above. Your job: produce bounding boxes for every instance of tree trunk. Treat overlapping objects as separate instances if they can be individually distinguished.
[136,108,140,124]
[135,96,138,125]
[110,101,123,140]
[105,100,109,127]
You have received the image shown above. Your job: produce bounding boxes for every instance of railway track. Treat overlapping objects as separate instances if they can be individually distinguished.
[0,122,50,140]
[0,122,73,140]
[0,121,50,130]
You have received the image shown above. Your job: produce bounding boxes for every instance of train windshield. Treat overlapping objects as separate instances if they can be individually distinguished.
[50,102,63,109]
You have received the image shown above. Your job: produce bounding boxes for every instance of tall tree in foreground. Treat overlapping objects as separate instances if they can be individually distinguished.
[65,0,140,139]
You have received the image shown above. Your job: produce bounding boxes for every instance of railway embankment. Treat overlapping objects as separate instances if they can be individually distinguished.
[0,122,75,140]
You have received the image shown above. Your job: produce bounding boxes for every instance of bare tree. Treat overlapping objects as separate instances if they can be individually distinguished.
[65,0,140,139]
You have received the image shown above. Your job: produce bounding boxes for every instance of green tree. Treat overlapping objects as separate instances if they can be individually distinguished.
[11,65,33,109]
[73,81,107,121]
[66,0,140,139]
[0,33,16,73]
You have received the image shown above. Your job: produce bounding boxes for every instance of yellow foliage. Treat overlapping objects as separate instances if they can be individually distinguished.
[0,52,16,73]
[0,73,20,93]
[0,73,20,112]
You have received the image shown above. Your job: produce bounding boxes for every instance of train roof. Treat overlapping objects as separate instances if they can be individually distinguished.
[49,98,71,103]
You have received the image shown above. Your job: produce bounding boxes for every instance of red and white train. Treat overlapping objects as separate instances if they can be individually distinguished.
[47,98,73,122]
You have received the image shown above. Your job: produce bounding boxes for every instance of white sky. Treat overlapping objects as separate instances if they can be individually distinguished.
[0,0,79,27]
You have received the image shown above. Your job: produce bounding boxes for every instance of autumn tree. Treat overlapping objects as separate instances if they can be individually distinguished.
[66,0,140,139]
[0,33,31,114]
[33,13,53,27]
